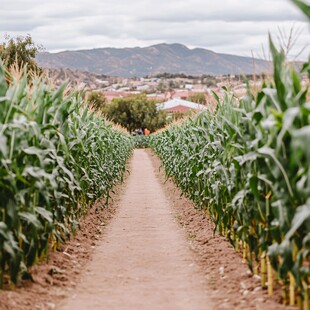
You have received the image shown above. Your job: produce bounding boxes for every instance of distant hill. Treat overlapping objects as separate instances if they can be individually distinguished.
[44,67,111,89]
[37,43,272,77]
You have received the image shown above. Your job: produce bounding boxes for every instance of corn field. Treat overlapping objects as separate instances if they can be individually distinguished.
[151,39,310,308]
[133,135,150,149]
[0,63,132,287]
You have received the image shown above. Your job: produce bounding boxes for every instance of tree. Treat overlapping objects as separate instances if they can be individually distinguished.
[157,81,167,93]
[87,91,107,112]
[103,94,167,132]
[187,92,206,105]
[0,34,42,74]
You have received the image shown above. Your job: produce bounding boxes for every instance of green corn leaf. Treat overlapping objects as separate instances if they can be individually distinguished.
[285,203,310,240]
[35,207,53,224]
[276,107,300,151]
[0,133,8,157]
[211,90,220,105]
[262,88,281,111]
[257,146,293,197]
[235,152,258,166]
[291,0,310,20]
[18,212,42,229]
[292,125,310,158]
[267,243,279,269]
[0,222,8,239]
[3,241,17,260]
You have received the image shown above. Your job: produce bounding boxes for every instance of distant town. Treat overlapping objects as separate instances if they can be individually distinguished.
[47,68,269,106]
[40,43,307,108]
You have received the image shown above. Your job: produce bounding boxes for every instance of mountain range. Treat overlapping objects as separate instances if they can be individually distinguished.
[36,43,272,78]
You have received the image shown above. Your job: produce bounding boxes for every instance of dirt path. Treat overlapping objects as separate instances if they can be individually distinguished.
[60,149,213,310]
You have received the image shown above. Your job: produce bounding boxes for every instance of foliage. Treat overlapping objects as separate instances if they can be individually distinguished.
[0,34,42,74]
[133,135,150,148]
[0,62,133,287]
[291,0,310,20]
[165,110,196,123]
[152,72,197,79]
[87,91,107,112]
[151,39,310,305]
[103,94,167,132]
[187,92,206,104]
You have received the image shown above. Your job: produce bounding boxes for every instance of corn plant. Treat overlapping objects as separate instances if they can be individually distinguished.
[133,135,150,148]
[151,38,310,308]
[0,63,133,287]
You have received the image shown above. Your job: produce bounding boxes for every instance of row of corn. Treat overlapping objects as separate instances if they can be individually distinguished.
[133,135,150,149]
[0,63,133,287]
[151,39,309,309]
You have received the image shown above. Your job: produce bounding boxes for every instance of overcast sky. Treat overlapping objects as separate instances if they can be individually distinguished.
[1,0,309,60]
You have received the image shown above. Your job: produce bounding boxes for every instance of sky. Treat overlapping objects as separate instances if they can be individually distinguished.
[0,0,309,60]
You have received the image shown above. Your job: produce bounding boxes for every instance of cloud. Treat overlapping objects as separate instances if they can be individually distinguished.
[136,0,304,23]
[0,0,309,60]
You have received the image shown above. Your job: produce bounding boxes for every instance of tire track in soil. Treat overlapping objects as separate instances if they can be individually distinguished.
[60,149,213,310]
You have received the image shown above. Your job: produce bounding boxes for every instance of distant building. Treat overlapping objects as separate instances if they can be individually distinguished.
[157,98,208,113]
[103,91,131,102]
[136,85,150,91]
[146,93,166,101]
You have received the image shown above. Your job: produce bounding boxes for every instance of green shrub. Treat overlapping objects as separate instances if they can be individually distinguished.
[133,135,150,148]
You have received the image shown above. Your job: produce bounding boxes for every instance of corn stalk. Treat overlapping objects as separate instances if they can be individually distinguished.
[150,37,310,307]
[0,63,133,287]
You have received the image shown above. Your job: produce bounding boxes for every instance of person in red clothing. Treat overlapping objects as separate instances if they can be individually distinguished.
[144,128,150,136]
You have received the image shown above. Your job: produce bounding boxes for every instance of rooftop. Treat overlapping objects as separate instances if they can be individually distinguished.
[157,98,208,111]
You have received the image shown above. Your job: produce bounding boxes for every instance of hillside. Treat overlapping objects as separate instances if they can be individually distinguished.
[44,67,112,89]
[37,43,271,77]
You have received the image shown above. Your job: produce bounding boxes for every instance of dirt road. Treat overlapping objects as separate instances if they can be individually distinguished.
[60,149,212,310]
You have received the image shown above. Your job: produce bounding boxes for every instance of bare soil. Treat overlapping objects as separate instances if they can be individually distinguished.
[0,149,293,310]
